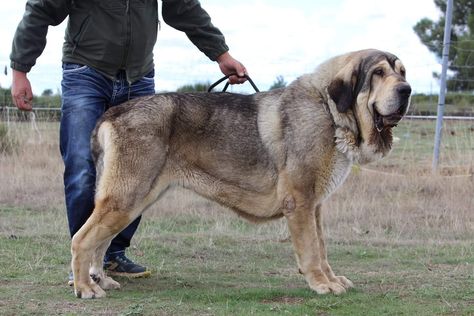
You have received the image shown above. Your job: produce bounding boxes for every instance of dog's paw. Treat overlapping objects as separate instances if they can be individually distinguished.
[335,275,354,289]
[306,272,347,295]
[74,282,106,299]
[310,281,346,295]
[99,276,121,290]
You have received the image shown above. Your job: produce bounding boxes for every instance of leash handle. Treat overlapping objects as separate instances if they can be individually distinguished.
[207,73,260,93]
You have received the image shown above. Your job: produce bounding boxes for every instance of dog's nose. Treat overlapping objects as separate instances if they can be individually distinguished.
[396,83,411,115]
[397,84,411,99]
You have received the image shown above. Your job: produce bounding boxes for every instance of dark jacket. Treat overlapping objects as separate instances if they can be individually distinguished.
[10,0,229,83]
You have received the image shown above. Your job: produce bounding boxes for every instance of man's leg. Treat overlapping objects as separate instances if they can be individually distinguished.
[60,64,150,283]
[60,63,110,239]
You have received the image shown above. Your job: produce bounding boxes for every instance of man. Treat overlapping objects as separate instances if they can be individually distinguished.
[10,0,247,282]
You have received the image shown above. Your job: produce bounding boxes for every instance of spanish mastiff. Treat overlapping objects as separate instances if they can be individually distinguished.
[71,49,411,298]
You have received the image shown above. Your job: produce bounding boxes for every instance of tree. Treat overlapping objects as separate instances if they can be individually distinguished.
[269,75,287,90]
[176,82,209,93]
[413,0,474,91]
[41,88,53,96]
[1,88,11,106]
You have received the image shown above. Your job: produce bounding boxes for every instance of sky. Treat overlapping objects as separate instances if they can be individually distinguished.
[0,0,442,95]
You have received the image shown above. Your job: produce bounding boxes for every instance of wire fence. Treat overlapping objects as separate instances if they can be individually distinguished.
[1,105,473,177]
[422,39,474,94]
[1,31,473,174]
[0,106,61,122]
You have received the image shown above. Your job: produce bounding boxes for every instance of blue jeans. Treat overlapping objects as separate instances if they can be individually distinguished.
[60,63,155,257]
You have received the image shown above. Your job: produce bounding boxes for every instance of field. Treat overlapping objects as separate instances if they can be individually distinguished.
[0,119,473,316]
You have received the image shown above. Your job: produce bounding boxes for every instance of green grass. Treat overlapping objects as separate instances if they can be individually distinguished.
[1,207,473,316]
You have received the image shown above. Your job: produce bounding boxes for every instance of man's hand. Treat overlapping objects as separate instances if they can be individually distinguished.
[12,69,33,111]
[216,52,247,84]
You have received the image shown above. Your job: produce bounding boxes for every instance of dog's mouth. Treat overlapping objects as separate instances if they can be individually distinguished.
[373,106,403,133]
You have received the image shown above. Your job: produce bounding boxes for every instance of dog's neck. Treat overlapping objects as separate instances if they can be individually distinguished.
[324,91,391,165]
[334,127,388,165]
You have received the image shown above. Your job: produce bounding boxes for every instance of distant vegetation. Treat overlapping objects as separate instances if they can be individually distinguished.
[413,0,474,92]
[1,81,473,116]
[1,87,61,108]
[176,82,210,93]
[410,93,474,116]
[269,75,287,90]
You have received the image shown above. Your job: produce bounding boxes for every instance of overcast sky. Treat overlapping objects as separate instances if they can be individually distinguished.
[1,0,441,95]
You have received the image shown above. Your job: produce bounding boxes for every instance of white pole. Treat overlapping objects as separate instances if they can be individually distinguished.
[432,0,454,172]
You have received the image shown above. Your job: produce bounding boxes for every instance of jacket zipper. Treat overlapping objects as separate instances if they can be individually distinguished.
[71,15,92,56]
[121,0,131,77]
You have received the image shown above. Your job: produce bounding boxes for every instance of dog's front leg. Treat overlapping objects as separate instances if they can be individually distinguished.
[314,204,354,290]
[283,195,346,295]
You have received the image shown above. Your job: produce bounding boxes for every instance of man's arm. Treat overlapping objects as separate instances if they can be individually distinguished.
[162,0,228,61]
[12,70,33,111]
[161,0,247,84]
[10,0,70,110]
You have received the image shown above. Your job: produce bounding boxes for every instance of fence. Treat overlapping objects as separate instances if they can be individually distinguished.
[3,108,474,122]
[1,105,473,176]
[1,106,61,123]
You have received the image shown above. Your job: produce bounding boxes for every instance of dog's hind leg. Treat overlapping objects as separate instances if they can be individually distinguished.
[73,119,169,298]
[314,204,354,289]
[283,194,346,295]
[71,198,137,299]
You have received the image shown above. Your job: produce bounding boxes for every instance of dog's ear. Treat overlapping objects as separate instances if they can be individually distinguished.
[328,63,359,113]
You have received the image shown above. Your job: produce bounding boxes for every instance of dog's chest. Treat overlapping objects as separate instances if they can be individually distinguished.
[319,152,352,201]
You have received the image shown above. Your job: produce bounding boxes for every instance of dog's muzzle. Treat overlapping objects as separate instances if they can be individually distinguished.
[374,83,411,132]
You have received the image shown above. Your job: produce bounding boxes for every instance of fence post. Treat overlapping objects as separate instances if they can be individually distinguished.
[432,0,453,173]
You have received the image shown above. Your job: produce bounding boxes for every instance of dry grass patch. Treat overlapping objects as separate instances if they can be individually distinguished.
[1,119,473,243]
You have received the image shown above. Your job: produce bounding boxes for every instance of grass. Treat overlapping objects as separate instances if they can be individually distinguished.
[0,119,473,315]
[0,123,19,155]
[1,207,473,315]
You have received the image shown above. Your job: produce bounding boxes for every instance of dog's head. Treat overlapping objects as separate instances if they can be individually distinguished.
[327,49,411,155]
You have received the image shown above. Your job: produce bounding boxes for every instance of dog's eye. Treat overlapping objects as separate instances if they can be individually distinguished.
[400,68,406,77]
[373,68,384,76]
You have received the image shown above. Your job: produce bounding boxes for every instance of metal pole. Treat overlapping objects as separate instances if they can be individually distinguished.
[432,0,453,172]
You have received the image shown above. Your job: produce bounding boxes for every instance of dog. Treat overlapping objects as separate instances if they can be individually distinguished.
[70,49,411,298]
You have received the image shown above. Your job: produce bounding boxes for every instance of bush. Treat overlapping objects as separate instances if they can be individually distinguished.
[0,123,19,155]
